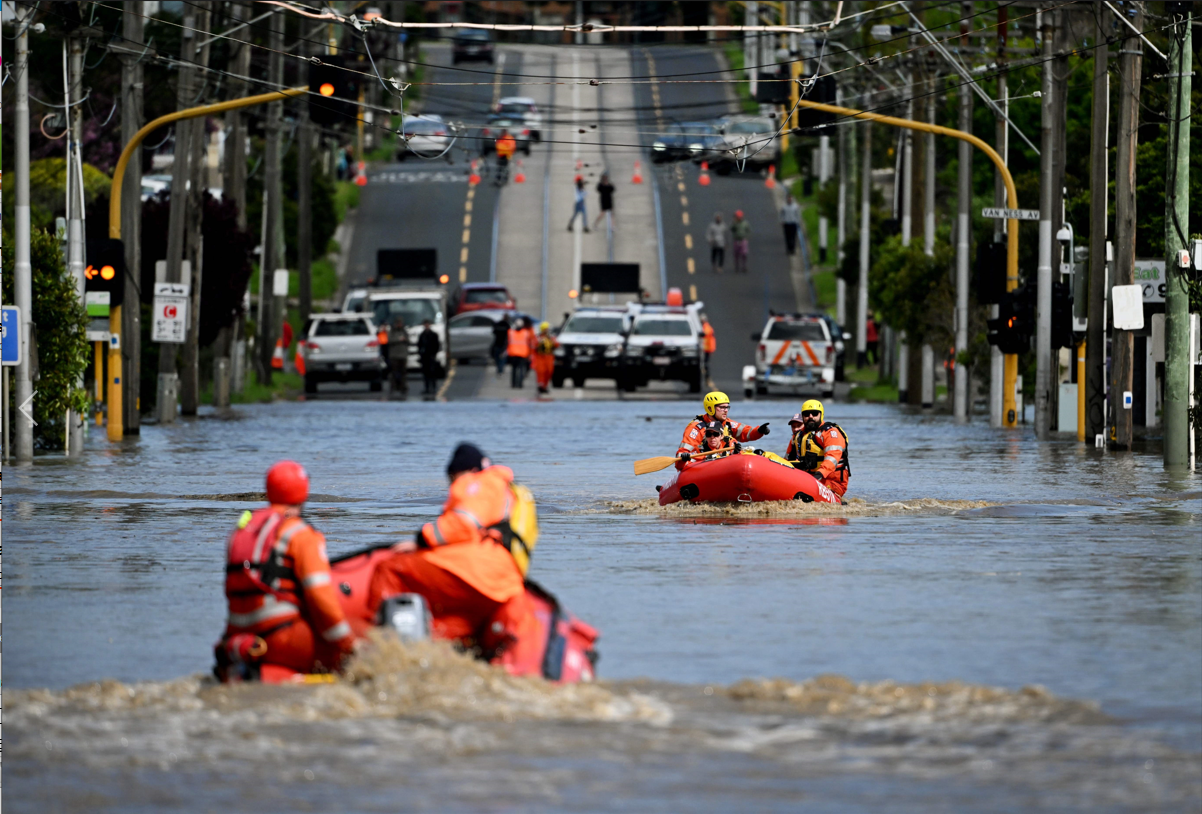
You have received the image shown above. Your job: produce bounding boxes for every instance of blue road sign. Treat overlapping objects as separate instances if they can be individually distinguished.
[2,306,20,366]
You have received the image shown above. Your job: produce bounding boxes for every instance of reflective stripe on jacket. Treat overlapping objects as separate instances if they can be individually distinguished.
[676,415,765,469]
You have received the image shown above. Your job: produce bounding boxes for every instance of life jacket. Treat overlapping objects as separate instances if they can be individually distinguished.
[696,416,737,453]
[535,334,556,356]
[486,483,539,576]
[793,422,851,475]
[225,507,307,608]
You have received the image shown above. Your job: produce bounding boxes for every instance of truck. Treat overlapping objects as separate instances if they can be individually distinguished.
[358,249,450,375]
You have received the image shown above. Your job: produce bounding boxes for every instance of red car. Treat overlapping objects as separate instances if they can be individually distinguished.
[452,283,516,315]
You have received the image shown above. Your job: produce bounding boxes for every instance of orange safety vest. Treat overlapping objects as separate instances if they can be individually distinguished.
[496,136,516,159]
[507,327,534,358]
[702,321,716,353]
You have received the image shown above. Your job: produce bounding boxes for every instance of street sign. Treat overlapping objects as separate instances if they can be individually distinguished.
[2,306,21,366]
[86,291,111,317]
[1133,258,1165,303]
[152,282,190,343]
[981,207,1041,221]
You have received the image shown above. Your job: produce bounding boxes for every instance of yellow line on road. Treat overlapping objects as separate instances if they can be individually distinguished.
[677,181,686,193]
[465,199,473,212]
[462,229,471,244]
[681,212,689,226]
[689,284,697,301]
[460,246,469,263]
[463,214,471,227]
[680,195,688,207]
[459,265,468,282]
[684,234,693,249]
[436,359,457,401]
[687,257,695,274]
[467,187,475,201]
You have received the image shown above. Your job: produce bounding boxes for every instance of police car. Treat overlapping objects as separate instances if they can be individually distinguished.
[744,313,836,399]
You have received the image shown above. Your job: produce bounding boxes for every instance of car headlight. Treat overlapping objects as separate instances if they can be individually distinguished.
[681,346,698,357]
[624,346,643,356]
[652,141,666,151]
[604,343,623,358]
[553,347,565,357]
[689,142,703,152]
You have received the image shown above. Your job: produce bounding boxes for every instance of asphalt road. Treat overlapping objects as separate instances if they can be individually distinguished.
[631,46,800,398]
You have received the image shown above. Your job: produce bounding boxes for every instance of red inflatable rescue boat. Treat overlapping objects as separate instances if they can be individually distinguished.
[657,450,841,506]
[224,545,599,685]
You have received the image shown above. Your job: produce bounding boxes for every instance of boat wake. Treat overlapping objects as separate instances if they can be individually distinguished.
[603,497,997,518]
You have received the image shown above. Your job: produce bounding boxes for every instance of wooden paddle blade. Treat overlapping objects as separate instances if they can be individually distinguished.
[633,455,678,476]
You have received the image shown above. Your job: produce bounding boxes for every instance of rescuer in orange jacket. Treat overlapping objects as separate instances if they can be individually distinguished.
[218,461,356,679]
[788,399,850,498]
[368,444,534,645]
[675,390,769,470]
[700,315,716,370]
[532,321,557,395]
[507,317,535,389]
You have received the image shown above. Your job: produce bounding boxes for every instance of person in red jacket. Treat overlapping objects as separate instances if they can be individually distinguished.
[368,444,535,645]
[218,461,356,678]
[675,391,769,470]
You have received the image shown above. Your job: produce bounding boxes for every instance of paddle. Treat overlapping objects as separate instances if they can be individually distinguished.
[633,447,728,476]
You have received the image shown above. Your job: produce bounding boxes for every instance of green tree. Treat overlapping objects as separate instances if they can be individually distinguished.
[2,226,90,450]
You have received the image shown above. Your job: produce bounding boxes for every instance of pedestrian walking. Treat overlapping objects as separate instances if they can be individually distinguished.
[566,178,590,232]
[731,209,751,274]
[532,321,558,395]
[706,212,726,273]
[700,314,716,373]
[593,172,615,231]
[388,317,409,397]
[491,314,511,375]
[507,317,535,388]
[865,311,879,365]
[779,192,801,256]
[417,319,441,395]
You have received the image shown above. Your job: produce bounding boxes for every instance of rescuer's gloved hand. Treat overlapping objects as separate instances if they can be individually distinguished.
[678,452,691,462]
[757,423,770,435]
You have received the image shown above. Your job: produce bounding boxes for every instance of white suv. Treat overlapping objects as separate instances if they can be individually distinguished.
[302,313,385,393]
[621,303,706,393]
[495,96,542,142]
[745,314,835,398]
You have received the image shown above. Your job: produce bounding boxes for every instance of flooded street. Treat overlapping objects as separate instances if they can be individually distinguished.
[6,398,1201,811]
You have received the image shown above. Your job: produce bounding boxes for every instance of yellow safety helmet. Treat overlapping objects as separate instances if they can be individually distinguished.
[800,399,824,422]
[703,391,731,416]
[539,321,550,332]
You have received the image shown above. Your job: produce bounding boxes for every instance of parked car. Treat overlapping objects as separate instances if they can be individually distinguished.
[448,308,535,362]
[744,314,836,399]
[398,115,451,161]
[714,116,781,171]
[302,313,385,393]
[451,29,494,65]
[650,122,723,164]
[620,303,706,393]
[451,283,516,315]
[494,96,542,141]
[552,307,633,388]
[480,116,533,155]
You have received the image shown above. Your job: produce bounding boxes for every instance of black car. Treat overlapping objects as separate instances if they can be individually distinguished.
[452,29,494,65]
[650,122,724,164]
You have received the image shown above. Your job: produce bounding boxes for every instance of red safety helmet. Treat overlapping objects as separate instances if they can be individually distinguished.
[266,460,309,505]
[734,209,744,218]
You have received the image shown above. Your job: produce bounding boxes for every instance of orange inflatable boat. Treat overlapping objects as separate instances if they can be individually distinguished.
[657,450,842,505]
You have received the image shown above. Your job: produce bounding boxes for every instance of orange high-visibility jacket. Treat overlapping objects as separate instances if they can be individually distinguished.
[419,466,525,603]
[701,321,716,353]
[495,136,517,159]
[225,508,354,650]
[507,327,535,358]
[675,415,764,469]
[788,423,850,497]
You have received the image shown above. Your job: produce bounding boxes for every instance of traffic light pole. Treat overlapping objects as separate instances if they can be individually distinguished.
[793,97,1022,427]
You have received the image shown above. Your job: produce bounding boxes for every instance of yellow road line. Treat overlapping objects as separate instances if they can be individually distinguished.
[460,246,469,263]
[465,199,473,212]
[680,195,688,207]
[681,212,689,226]
[463,214,471,227]
[684,234,693,249]
[677,181,686,192]
[467,187,475,201]
[462,229,471,244]
[436,359,457,401]
[459,265,468,282]
[689,284,697,301]
[687,257,695,274]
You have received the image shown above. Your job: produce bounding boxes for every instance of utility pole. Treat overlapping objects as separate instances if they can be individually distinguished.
[259,11,285,384]
[1034,10,1056,440]
[1111,1,1144,449]
[746,1,757,99]
[159,11,199,423]
[221,1,253,402]
[836,85,848,326]
[1086,15,1109,444]
[857,121,872,368]
[67,32,86,454]
[180,6,212,416]
[954,11,972,424]
[120,2,144,435]
[990,4,1008,428]
[14,4,34,461]
[1163,4,1192,466]
[298,39,314,326]
[900,72,914,404]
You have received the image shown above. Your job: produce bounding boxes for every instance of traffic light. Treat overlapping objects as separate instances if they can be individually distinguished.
[987,283,1034,355]
[1051,280,1074,349]
[974,240,1007,304]
[85,238,125,307]
[795,75,837,131]
[307,56,358,128]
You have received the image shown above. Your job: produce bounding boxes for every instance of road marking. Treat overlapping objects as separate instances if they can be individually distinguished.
[462,229,471,244]
[681,211,689,226]
[492,53,507,106]
[690,284,697,301]
[677,182,686,192]
[369,171,467,184]
[460,246,469,263]
[467,187,475,201]
[436,358,457,401]
[684,234,693,250]
[463,214,471,227]
[465,199,473,212]
[680,195,688,207]
[459,265,468,282]
[687,257,695,274]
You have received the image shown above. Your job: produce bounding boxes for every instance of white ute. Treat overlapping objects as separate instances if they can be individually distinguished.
[745,314,836,399]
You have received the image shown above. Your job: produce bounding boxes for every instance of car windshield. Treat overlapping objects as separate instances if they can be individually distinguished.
[634,319,694,337]
[456,30,490,42]
[403,119,443,135]
[672,123,716,136]
[313,319,370,337]
[344,295,365,312]
[766,321,827,341]
[371,298,441,327]
[464,289,510,304]
[562,315,624,334]
[498,103,533,116]
[729,120,773,135]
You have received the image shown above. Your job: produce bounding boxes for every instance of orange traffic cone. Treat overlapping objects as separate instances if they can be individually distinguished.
[271,338,285,370]
[294,340,307,377]
[468,159,481,186]
[514,159,526,183]
[355,160,367,187]
[631,160,643,184]
[765,164,776,189]
[698,161,711,186]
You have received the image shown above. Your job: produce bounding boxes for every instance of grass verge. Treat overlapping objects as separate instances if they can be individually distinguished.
[722,43,760,115]
[201,371,304,406]
[849,382,899,402]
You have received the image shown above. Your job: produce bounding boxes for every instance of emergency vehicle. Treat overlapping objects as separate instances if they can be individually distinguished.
[744,313,836,399]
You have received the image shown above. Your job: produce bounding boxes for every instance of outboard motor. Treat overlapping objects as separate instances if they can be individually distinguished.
[376,593,432,642]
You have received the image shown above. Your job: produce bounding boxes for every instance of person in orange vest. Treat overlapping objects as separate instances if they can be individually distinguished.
[787,399,851,499]
[675,391,769,471]
[216,461,356,680]
[368,444,536,647]
[495,129,517,182]
[700,314,716,372]
[532,321,558,395]
[507,317,535,389]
